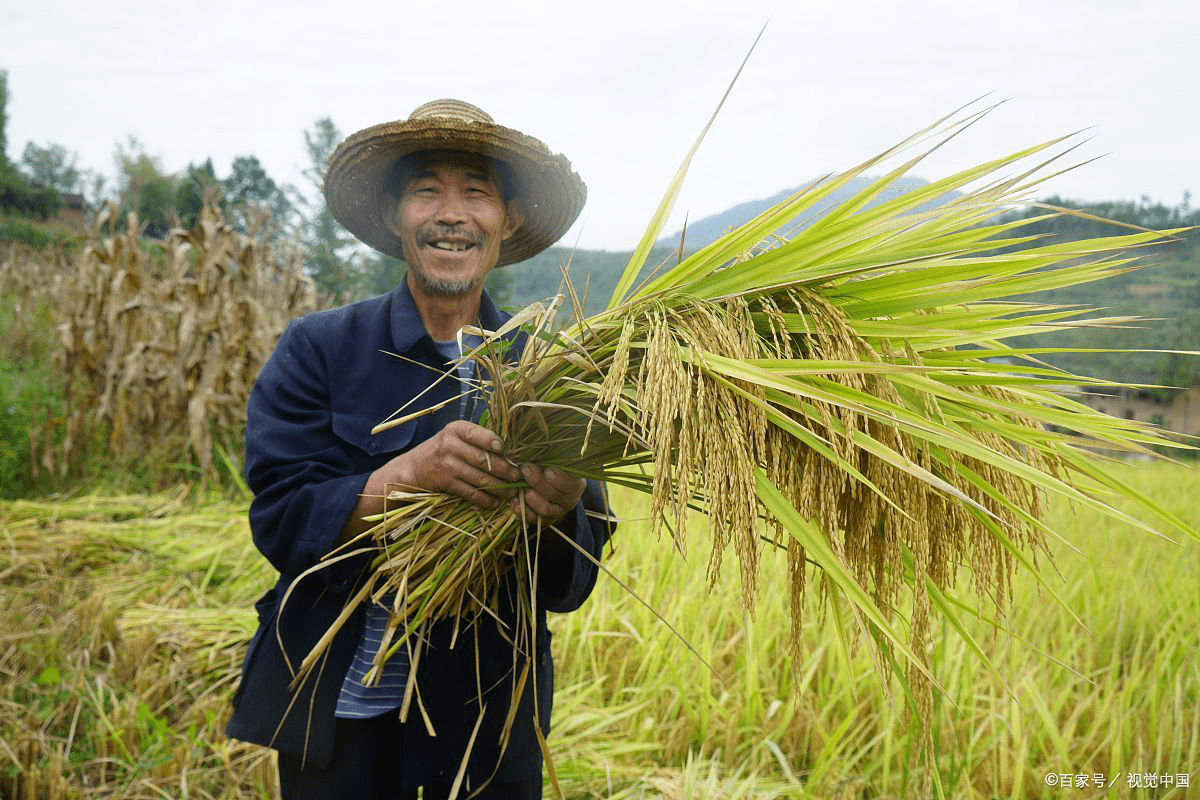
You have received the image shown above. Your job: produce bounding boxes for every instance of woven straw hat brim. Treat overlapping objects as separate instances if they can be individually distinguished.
[324,117,585,267]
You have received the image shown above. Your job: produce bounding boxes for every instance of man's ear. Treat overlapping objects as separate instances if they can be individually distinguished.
[503,197,525,241]
[382,195,412,262]
[382,194,402,238]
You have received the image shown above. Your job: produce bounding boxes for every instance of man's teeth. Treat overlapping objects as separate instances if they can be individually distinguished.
[431,241,473,251]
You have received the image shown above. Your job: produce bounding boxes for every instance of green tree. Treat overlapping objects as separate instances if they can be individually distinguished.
[300,117,359,301]
[21,142,82,194]
[361,252,407,297]
[174,159,219,229]
[114,137,175,237]
[484,266,513,308]
[0,73,62,225]
[223,154,292,229]
[0,69,8,165]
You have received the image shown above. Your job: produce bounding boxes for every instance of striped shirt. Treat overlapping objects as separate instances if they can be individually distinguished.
[334,333,484,719]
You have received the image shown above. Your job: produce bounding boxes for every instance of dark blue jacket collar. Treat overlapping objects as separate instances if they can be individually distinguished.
[389,275,509,355]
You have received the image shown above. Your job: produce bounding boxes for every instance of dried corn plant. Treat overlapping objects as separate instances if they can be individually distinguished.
[0,243,68,307]
[0,243,70,356]
[289,97,1198,792]
[15,201,317,480]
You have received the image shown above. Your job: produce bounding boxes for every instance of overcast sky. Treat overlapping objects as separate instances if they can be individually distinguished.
[6,0,1197,251]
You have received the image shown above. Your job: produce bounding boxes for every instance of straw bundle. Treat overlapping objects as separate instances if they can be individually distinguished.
[295,102,1197,764]
[0,493,276,799]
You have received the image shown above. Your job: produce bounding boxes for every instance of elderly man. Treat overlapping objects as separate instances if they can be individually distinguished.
[225,100,612,800]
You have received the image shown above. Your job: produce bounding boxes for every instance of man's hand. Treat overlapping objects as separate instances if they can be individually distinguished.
[512,464,587,529]
[339,421,586,543]
[340,421,517,543]
[390,420,521,508]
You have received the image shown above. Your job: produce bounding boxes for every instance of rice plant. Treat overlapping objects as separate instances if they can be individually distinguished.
[289,94,1197,791]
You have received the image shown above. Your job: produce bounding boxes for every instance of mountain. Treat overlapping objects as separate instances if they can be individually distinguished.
[656,175,955,251]
[505,175,960,317]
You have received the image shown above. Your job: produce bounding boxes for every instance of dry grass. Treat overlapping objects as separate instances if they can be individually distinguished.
[0,493,277,799]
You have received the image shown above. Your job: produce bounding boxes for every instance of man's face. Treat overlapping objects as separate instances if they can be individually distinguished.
[389,151,522,298]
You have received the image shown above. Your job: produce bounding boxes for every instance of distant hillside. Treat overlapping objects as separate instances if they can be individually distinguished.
[997,197,1200,387]
[502,244,688,319]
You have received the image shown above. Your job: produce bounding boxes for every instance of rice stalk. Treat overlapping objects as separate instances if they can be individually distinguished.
[0,493,276,799]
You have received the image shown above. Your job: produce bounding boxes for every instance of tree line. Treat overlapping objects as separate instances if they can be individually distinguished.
[0,69,451,305]
[2,65,1192,329]
[993,196,1200,387]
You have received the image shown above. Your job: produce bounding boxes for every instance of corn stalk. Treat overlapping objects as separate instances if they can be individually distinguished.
[8,201,317,481]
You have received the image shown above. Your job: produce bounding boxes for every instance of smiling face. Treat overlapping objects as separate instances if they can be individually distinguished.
[388,151,523,299]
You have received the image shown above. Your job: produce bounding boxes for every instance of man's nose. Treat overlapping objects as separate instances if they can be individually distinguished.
[433,190,469,225]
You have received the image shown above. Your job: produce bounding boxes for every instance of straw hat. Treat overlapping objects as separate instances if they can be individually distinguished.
[324,99,586,267]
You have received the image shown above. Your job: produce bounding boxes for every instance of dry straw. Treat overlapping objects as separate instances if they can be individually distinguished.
[0,493,277,799]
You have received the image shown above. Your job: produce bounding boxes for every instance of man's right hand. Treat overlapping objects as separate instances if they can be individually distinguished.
[339,421,521,543]
[387,420,521,508]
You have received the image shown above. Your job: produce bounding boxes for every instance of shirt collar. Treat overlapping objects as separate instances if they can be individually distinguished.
[389,274,510,355]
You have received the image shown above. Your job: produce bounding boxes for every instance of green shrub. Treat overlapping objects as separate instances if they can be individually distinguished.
[0,351,60,499]
[0,291,61,497]
[0,216,65,248]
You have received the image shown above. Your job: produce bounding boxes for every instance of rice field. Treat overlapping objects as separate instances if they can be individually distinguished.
[1,460,1196,799]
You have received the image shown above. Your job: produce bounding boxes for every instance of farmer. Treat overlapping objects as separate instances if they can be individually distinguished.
[225,99,612,799]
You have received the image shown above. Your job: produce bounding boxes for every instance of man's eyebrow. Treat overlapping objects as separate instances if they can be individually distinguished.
[407,167,439,182]
[404,166,497,186]
[463,168,498,185]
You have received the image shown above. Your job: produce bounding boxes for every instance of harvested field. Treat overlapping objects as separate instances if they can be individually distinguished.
[2,460,1196,798]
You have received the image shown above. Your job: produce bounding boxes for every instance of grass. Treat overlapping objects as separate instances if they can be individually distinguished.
[548,459,1199,798]
[1,460,1196,798]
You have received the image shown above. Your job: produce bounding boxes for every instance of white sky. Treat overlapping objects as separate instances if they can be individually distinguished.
[5,0,1197,251]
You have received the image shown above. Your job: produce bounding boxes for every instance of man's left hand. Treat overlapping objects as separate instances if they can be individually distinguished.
[512,464,586,528]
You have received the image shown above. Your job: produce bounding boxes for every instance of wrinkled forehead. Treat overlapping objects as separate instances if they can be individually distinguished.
[388,150,515,200]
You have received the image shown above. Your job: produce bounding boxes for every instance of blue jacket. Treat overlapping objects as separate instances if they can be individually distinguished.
[224,280,612,786]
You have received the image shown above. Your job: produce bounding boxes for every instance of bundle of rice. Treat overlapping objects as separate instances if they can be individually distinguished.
[290,94,1196,761]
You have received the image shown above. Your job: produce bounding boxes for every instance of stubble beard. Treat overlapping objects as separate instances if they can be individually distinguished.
[408,224,489,297]
[409,267,482,298]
